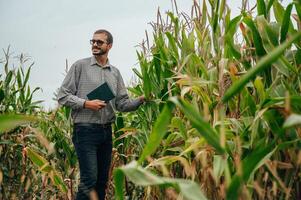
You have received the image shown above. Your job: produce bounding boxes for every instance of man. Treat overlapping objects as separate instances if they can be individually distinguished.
[57,29,144,200]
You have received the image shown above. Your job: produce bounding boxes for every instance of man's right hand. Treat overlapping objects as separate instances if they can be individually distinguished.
[84,100,107,111]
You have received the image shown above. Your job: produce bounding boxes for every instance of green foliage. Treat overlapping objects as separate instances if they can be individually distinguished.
[114,161,208,200]
[2,0,301,199]
[114,0,301,199]
[0,114,37,133]
[0,51,73,199]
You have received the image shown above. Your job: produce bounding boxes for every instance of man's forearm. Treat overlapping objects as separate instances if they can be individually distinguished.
[116,96,144,112]
[57,91,85,110]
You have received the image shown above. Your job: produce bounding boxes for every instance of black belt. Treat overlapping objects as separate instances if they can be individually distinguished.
[74,123,112,129]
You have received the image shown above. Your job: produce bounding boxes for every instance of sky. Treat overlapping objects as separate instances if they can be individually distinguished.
[0,0,271,110]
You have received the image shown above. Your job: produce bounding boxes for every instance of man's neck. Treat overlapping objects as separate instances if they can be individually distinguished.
[94,55,108,66]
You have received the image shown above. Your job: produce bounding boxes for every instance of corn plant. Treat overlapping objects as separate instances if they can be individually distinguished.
[0,47,42,114]
[113,0,301,199]
[0,50,72,199]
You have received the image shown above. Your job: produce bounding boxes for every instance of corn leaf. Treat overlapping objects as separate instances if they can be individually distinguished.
[243,16,266,56]
[138,102,174,164]
[26,147,68,192]
[226,175,242,200]
[171,97,225,154]
[273,1,285,22]
[212,0,220,33]
[257,0,267,18]
[213,155,227,183]
[26,147,49,170]
[0,114,37,134]
[280,3,293,43]
[222,32,301,102]
[283,113,301,128]
[226,142,276,199]
[241,141,276,182]
[114,161,208,200]
[4,71,13,88]
[267,0,275,14]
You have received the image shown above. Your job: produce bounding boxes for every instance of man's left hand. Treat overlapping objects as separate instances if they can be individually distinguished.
[139,96,145,103]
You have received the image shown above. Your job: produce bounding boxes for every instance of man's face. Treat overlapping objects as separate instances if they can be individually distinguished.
[91,33,112,56]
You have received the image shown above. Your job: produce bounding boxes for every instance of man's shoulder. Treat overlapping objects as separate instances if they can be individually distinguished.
[73,57,91,66]
[69,57,92,72]
[109,64,119,72]
[109,64,123,75]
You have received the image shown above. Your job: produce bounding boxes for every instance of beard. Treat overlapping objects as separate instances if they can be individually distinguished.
[92,47,107,56]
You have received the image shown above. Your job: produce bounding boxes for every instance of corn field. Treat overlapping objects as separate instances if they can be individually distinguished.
[1,0,301,199]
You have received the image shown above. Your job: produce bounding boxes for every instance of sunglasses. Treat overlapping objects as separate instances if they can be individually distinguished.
[90,39,107,46]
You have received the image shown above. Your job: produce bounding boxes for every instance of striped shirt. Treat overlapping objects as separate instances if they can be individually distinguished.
[57,56,142,124]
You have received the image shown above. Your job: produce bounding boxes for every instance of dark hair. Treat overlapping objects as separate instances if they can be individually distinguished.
[94,29,113,44]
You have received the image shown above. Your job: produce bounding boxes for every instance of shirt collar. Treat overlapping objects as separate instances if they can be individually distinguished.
[90,56,111,69]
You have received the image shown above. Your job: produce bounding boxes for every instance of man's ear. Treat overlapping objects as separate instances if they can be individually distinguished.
[108,43,113,49]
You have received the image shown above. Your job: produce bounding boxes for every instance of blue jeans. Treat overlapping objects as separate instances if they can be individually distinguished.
[72,123,112,200]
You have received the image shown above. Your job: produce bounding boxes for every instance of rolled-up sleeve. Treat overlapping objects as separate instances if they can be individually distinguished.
[57,63,85,110]
[115,70,142,112]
